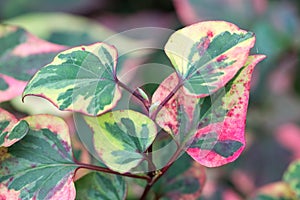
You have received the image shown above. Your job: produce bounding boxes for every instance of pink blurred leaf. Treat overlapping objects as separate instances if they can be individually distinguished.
[173,0,266,26]
[0,24,66,102]
[276,123,300,160]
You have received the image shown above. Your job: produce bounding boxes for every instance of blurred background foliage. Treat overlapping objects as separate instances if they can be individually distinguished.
[1,0,300,199]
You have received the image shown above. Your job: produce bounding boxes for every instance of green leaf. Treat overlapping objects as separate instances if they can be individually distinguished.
[0,24,66,102]
[152,153,206,199]
[23,42,122,116]
[75,172,127,200]
[0,108,29,147]
[165,21,255,97]
[0,115,77,200]
[284,160,300,198]
[84,110,157,173]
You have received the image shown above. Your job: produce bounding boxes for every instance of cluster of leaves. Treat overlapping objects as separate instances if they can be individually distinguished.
[0,19,266,199]
[171,1,300,199]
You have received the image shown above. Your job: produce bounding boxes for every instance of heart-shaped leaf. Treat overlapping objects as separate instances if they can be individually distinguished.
[23,42,121,116]
[187,55,266,167]
[165,21,255,97]
[84,110,157,173]
[0,24,66,102]
[0,108,29,147]
[0,115,77,200]
[75,172,127,200]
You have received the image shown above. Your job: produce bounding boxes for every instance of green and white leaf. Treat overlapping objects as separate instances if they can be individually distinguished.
[84,110,157,173]
[23,43,121,116]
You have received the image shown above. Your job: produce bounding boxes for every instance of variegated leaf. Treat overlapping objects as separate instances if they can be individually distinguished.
[0,24,66,102]
[283,160,300,198]
[23,42,121,116]
[0,115,77,200]
[153,55,265,166]
[75,172,127,200]
[152,153,206,200]
[165,21,255,97]
[84,110,157,173]
[187,55,266,167]
[0,108,29,147]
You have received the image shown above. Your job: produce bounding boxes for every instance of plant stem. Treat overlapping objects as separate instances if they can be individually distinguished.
[140,182,154,200]
[144,145,156,172]
[116,78,150,111]
[76,162,151,181]
[140,144,186,199]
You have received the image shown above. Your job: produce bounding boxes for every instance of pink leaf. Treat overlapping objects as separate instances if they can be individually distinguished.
[187,55,266,167]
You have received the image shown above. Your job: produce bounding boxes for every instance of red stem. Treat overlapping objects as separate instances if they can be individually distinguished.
[76,162,151,182]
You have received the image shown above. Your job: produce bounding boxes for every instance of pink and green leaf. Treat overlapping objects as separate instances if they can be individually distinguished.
[165,21,255,97]
[23,43,121,116]
[75,172,127,200]
[153,55,265,166]
[0,24,66,102]
[0,115,77,200]
[187,55,266,167]
[84,110,157,173]
[0,108,29,147]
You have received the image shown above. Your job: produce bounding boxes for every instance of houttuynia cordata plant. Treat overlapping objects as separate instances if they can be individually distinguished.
[0,21,265,199]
